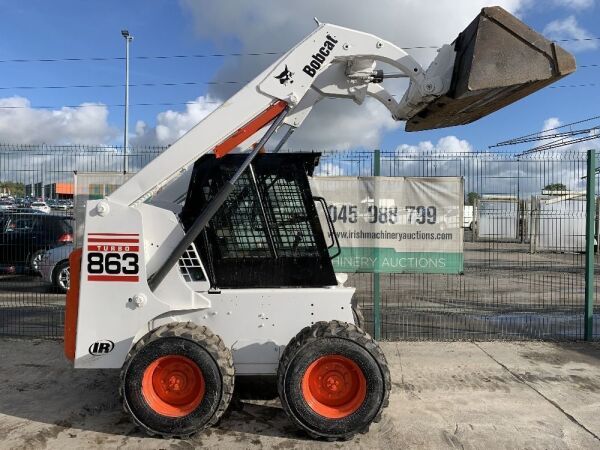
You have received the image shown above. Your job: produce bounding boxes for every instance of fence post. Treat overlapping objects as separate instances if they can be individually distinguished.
[585,149,596,341]
[373,150,382,340]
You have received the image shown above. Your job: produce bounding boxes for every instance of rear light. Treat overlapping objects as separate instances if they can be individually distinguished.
[58,233,73,243]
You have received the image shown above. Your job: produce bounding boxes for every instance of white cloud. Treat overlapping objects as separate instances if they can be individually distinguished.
[381,133,588,195]
[543,16,599,52]
[316,161,345,176]
[395,136,474,155]
[132,95,220,146]
[0,96,116,145]
[542,117,562,133]
[540,116,600,152]
[515,116,598,156]
[552,0,594,9]
[283,98,400,151]
[179,0,530,150]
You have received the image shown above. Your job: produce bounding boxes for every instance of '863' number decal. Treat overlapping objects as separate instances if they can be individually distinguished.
[87,252,139,275]
[86,233,141,282]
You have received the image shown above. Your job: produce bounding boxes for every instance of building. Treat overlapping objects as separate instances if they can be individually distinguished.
[44,182,74,199]
[24,182,74,199]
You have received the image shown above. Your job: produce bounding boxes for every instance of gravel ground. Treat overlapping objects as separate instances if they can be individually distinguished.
[1,339,600,449]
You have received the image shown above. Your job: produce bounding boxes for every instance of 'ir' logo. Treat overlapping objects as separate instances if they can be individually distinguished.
[89,340,115,355]
[274,65,294,85]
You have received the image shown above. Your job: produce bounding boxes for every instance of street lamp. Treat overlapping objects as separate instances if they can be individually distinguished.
[121,29,133,173]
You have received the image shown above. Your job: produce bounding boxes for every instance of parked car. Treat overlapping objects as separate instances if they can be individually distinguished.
[30,201,51,214]
[0,213,73,273]
[47,199,68,210]
[38,243,73,293]
[54,200,69,211]
[0,200,14,211]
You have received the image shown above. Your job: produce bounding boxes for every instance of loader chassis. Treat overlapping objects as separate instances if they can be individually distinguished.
[66,6,575,440]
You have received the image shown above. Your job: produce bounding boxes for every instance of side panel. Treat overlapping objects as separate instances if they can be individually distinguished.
[152,287,356,375]
[74,200,176,368]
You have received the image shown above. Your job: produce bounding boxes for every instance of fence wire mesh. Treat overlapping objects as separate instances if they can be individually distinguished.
[315,150,600,340]
[0,145,598,340]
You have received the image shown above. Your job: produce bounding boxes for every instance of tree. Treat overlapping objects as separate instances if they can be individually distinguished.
[543,183,567,192]
[0,181,25,197]
[466,192,480,206]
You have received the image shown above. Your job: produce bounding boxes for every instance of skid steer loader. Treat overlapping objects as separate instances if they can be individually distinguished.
[64,7,575,440]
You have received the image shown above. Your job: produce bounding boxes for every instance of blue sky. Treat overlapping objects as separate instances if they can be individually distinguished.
[0,0,598,153]
[0,1,221,128]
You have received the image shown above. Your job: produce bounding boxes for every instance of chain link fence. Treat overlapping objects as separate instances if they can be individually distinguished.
[0,145,598,340]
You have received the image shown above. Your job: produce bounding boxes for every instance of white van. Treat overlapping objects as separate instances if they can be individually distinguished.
[463,205,474,229]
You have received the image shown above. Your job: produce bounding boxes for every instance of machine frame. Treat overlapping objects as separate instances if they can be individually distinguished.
[63,5,576,439]
[67,8,575,371]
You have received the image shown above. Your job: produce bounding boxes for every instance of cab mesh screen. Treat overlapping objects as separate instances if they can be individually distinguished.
[180,153,337,289]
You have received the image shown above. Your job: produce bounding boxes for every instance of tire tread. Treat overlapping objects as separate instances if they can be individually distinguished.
[119,322,234,438]
[277,320,391,441]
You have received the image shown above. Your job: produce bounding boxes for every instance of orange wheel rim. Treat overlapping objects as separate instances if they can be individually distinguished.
[301,355,367,419]
[142,355,205,417]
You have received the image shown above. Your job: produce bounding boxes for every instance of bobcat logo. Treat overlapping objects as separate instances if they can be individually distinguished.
[274,65,294,85]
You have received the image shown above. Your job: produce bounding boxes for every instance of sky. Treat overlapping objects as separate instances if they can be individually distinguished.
[0,0,598,155]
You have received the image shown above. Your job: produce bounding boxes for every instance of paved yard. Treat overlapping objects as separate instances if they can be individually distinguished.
[1,339,600,449]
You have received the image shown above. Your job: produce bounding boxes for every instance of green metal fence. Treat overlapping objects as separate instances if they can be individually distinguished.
[0,145,598,340]
[315,149,599,341]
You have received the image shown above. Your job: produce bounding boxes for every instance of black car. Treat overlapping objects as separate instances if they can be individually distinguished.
[0,213,73,274]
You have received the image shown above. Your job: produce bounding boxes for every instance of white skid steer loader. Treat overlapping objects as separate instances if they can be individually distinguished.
[64,7,575,440]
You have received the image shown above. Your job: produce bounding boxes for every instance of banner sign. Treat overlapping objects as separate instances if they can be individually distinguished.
[311,177,464,274]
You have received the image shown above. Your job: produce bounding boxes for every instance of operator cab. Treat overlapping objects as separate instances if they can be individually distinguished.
[180,153,338,289]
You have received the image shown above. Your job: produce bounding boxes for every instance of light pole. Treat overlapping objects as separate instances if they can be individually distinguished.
[517,157,522,242]
[121,29,133,173]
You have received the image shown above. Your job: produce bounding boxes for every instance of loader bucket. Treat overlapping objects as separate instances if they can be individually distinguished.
[406,6,576,132]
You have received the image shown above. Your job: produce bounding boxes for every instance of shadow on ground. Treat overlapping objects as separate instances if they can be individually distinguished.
[0,339,311,444]
[520,341,600,365]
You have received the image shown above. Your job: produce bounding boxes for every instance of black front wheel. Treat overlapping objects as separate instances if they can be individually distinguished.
[278,321,391,441]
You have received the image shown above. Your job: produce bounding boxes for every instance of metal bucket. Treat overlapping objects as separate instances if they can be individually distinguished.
[406,6,576,132]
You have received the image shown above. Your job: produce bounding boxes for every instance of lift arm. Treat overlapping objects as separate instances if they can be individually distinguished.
[108,6,575,209]
[109,22,426,207]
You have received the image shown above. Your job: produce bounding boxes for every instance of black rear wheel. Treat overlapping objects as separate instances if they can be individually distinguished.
[278,321,390,440]
[120,322,234,438]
